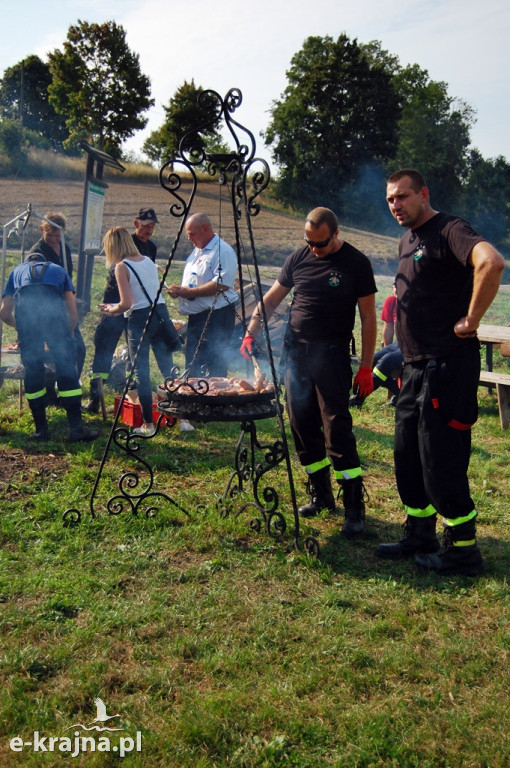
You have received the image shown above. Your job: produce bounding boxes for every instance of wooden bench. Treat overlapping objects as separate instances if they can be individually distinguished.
[479,370,510,429]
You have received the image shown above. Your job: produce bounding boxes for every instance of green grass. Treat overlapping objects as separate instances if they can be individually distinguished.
[0,257,509,767]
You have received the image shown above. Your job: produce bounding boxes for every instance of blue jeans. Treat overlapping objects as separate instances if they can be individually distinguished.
[127,304,181,423]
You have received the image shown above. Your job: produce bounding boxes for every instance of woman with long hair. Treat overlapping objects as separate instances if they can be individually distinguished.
[100,226,181,436]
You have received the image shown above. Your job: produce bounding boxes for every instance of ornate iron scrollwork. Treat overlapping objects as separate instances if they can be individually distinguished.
[63,86,319,557]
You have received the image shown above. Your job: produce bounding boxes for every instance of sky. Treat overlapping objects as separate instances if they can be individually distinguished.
[2,0,510,174]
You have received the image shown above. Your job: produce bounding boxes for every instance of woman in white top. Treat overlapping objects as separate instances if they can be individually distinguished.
[100,226,181,436]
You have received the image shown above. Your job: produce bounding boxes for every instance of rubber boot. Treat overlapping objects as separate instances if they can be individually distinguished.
[29,399,49,441]
[83,376,102,414]
[375,514,440,559]
[339,477,367,538]
[64,399,99,442]
[298,466,336,518]
[415,519,485,576]
[44,369,60,408]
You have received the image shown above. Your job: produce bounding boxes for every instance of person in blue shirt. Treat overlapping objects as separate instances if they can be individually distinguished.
[0,253,98,443]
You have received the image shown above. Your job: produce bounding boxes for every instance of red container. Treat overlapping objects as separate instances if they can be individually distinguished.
[114,396,175,428]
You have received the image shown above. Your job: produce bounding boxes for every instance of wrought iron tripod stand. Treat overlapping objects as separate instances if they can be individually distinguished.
[63,87,320,557]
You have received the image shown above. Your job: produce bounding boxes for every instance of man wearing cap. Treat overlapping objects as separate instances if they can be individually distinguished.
[84,208,159,412]
[0,253,98,442]
[132,208,159,262]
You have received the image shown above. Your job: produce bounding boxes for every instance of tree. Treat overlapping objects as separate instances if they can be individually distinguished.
[264,35,401,215]
[143,80,226,165]
[460,150,510,247]
[393,64,474,211]
[47,20,153,156]
[0,56,68,151]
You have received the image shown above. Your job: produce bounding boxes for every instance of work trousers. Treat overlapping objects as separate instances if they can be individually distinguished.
[90,314,127,377]
[373,341,403,396]
[283,341,360,472]
[394,345,480,520]
[127,305,180,423]
[185,304,236,378]
[15,295,80,402]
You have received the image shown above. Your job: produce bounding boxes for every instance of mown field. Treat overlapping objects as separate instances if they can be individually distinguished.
[0,179,509,767]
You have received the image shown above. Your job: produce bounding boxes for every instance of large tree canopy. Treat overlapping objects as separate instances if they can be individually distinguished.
[264,35,401,214]
[393,63,474,211]
[143,80,226,165]
[47,20,153,156]
[265,35,477,227]
[0,55,68,150]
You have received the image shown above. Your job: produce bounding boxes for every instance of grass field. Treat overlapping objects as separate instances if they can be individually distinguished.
[1,197,510,766]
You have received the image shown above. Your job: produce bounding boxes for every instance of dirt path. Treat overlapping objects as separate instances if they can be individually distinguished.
[0,176,400,269]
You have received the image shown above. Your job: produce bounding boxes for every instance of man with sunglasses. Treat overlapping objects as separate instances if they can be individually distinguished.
[241,207,377,537]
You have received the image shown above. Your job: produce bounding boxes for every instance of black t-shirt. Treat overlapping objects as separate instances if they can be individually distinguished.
[102,266,120,304]
[395,212,485,361]
[30,238,73,279]
[278,242,377,345]
[132,234,157,262]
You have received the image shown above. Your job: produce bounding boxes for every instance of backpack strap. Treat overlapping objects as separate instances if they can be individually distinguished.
[30,261,49,283]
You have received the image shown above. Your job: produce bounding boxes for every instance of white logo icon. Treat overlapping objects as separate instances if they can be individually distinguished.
[65,697,123,732]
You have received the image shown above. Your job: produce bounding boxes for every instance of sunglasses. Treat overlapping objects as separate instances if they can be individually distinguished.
[303,233,334,249]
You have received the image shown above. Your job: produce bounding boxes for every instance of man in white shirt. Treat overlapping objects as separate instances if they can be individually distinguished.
[168,212,238,377]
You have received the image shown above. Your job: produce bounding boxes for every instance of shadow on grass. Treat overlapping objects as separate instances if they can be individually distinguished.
[317,519,510,587]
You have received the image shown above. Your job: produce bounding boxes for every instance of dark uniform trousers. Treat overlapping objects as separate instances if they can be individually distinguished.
[15,286,81,407]
[394,344,480,521]
[284,341,360,473]
[185,304,235,378]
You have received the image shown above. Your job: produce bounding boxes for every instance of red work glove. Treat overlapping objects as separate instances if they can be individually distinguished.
[353,366,374,398]
[240,334,255,360]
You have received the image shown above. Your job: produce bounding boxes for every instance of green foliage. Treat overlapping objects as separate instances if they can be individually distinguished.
[265,35,400,215]
[393,64,475,210]
[265,35,488,234]
[0,55,68,151]
[0,118,27,165]
[143,79,226,165]
[47,19,154,156]
[0,254,510,767]
[459,150,510,245]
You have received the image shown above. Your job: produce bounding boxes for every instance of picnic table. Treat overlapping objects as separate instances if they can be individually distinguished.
[477,324,510,429]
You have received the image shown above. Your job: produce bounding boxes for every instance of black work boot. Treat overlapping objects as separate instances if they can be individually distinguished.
[29,400,49,441]
[298,467,336,518]
[82,376,102,414]
[339,477,367,538]
[65,399,99,442]
[375,514,440,559]
[415,520,485,576]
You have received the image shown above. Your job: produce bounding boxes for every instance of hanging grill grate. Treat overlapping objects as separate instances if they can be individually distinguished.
[157,376,277,422]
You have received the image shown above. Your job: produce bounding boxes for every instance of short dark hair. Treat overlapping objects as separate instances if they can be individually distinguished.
[387,169,427,192]
[306,207,338,233]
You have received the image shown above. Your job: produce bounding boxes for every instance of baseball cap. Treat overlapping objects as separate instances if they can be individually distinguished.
[137,208,158,223]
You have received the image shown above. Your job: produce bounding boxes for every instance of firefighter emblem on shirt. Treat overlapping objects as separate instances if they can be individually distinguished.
[328,272,341,287]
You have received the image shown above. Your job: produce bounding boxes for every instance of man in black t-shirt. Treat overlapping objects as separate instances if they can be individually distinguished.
[376,169,504,575]
[241,207,377,538]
